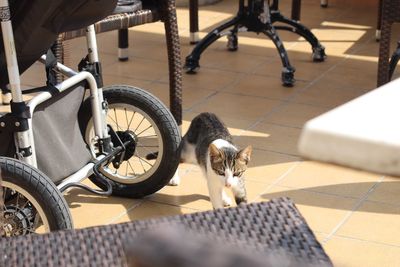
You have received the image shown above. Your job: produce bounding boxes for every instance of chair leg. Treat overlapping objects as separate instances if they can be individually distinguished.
[189,0,200,44]
[263,25,295,87]
[118,29,129,61]
[291,0,301,21]
[184,15,241,73]
[162,0,183,126]
[388,41,400,81]
[53,35,66,83]
[321,0,328,8]
[376,0,383,41]
[273,15,326,62]
[377,21,392,86]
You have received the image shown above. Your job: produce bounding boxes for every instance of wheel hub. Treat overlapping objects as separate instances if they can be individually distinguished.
[2,205,35,236]
[111,130,137,167]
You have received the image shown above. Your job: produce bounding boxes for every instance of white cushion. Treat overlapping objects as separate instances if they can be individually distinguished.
[298,78,400,176]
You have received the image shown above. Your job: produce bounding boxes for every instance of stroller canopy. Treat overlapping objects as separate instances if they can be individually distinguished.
[0,0,118,87]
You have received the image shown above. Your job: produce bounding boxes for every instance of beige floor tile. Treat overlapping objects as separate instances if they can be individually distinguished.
[263,102,329,128]
[148,169,212,210]
[254,56,335,82]
[135,82,216,111]
[367,177,400,205]
[258,185,357,234]
[197,47,271,73]
[103,57,168,82]
[213,36,284,59]
[291,56,341,79]
[317,65,377,91]
[148,167,271,210]
[290,81,369,108]
[244,149,301,184]
[112,200,199,224]
[278,161,382,198]
[102,74,153,89]
[223,74,306,100]
[336,201,400,247]
[182,111,256,136]
[64,187,142,229]
[236,122,302,156]
[226,180,274,204]
[191,92,283,121]
[166,68,245,92]
[324,236,400,267]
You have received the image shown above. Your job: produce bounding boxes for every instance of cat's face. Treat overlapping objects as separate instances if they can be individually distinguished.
[209,144,252,187]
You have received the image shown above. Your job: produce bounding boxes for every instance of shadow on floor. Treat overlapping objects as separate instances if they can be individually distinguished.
[261,181,400,214]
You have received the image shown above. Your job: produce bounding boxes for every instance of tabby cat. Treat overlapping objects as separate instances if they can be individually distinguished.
[175,112,252,209]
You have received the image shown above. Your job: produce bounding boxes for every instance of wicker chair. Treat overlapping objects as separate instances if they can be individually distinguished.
[58,0,183,126]
[0,171,2,237]
[377,0,400,86]
[0,197,332,267]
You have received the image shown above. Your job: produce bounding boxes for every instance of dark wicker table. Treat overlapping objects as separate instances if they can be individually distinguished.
[0,198,331,267]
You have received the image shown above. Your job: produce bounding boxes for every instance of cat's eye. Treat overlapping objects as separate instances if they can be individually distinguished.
[234,171,243,177]
[216,170,225,176]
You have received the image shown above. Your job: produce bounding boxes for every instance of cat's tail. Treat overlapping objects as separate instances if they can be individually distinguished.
[145,149,184,163]
[146,139,185,162]
[146,151,185,163]
[145,152,159,160]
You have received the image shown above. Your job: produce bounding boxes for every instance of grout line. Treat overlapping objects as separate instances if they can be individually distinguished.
[247,148,300,158]
[106,200,145,224]
[268,184,361,201]
[184,71,247,112]
[240,32,377,134]
[145,198,204,212]
[184,91,219,112]
[250,147,301,158]
[243,120,304,130]
[322,175,386,243]
[180,2,378,137]
[252,161,301,202]
[333,234,400,249]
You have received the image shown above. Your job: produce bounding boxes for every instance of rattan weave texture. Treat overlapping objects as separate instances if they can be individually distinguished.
[377,0,400,86]
[0,198,332,267]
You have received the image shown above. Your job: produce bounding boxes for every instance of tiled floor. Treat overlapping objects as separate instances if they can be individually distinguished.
[5,0,400,266]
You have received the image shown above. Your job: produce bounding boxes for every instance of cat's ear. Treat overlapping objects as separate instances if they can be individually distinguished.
[209,143,222,161]
[237,145,252,164]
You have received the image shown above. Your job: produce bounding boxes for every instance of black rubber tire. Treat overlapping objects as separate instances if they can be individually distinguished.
[78,85,181,198]
[0,157,73,234]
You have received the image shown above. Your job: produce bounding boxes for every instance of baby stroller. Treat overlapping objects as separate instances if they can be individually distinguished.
[0,0,181,236]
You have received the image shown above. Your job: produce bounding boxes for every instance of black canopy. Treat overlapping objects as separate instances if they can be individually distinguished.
[0,0,118,86]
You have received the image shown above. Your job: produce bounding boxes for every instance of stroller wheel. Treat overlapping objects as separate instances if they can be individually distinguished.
[78,85,181,198]
[1,157,73,236]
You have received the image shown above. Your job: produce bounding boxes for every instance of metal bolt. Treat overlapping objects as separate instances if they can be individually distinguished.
[0,122,5,127]
[15,122,20,127]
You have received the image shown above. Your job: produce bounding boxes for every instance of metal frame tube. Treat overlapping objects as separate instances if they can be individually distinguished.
[85,25,109,139]
[28,67,104,140]
[86,25,99,63]
[56,155,105,190]
[0,0,22,103]
[0,0,35,165]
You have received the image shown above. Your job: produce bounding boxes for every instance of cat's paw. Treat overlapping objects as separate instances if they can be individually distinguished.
[168,173,180,186]
[222,194,232,207]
